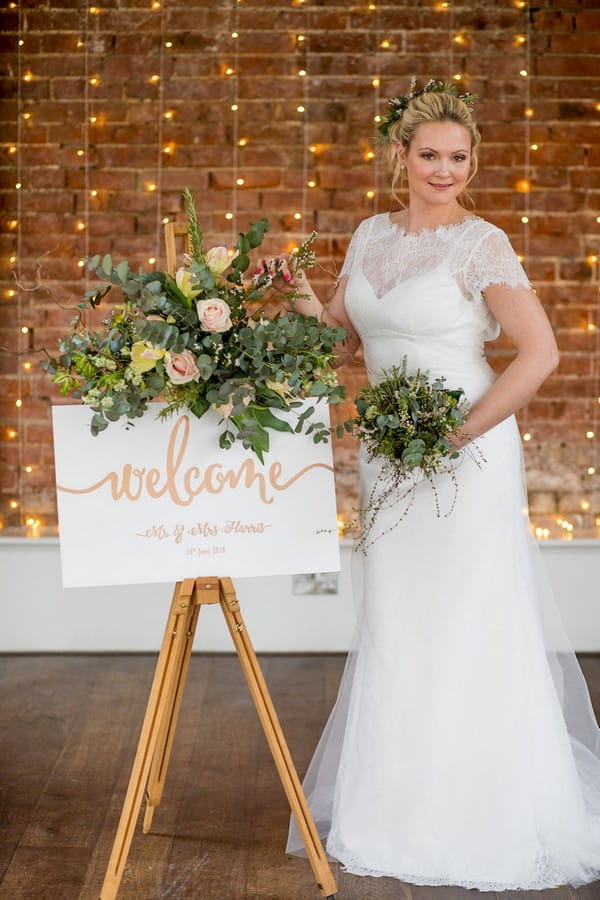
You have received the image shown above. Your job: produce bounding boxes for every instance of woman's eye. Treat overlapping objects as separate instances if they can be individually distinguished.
[454,156,467,162]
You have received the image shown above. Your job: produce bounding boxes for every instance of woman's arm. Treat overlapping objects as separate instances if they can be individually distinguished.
[258,256,361,365]
[452,284,559,448]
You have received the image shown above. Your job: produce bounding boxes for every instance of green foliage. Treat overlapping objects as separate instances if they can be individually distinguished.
[41,188,350,460]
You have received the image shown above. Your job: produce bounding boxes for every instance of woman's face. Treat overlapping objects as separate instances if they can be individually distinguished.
[398,121,472,209]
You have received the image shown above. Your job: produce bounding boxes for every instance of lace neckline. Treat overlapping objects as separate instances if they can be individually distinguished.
[385,212,478,238]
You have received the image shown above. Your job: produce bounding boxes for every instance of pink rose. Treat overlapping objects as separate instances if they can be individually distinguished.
[196,297,232,333]
[165,350,201,384]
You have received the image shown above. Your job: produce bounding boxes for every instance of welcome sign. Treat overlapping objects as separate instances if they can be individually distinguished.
[52,403,341,587]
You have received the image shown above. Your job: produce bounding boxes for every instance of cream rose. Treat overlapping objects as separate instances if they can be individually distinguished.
[165,350,201,385]
[205,246,230,276]
[196,297,232,333]
[212,398,234,419]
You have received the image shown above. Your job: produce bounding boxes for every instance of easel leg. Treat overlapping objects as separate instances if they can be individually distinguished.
[142,580,219,833]
[218,578,338,899]
[99,578,198,900]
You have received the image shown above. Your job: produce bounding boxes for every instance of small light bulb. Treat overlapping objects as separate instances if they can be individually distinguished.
[588,254,598,264]
[77,259,85,267]
[230,103,238,111]
[366,190,375,199]
[6,289,16,298]
[76,221,86,231]
[162,216,170,224]
[588,467,596,475]
[7,430,17,439]
[22,362,32,371]
[18,39,24,46]
[163,143,174,154]
[366,151,375,160]
[151,0,161,8]
[90,189,98,197]
[515,34,526,44]
[9,500,18,509]
[530,143,538,150]
[225,67,235,76]
[298,69,307,76]
[225,212,233,220]
[372,78,380,87]
[524,107,534,117]
[22,112,31,120]
[164,110,174,119]
[165,41,173,48]
[238,137,248,146]
[309,144,317,153]
[523,432,532,442]
[453,73,462,81]
[294,212,302,220]
[24,466,33,473]
[149,74,160,83]
[148,257,156,264]
[9,255,16,263]
[581,500,591,511]
[380,39,390,49]
[89,115,97,123]
[307,180,316,187]
[231,31,238,38]
[15,399,22,408]
[77,149,85,156]
[236,177,245,185]
[23,72,34,82]
[297,34,305,42]
[15,182,22,189]
[89,76,100,86]
[21,326,29,334]
[9,145,17,153]
[453,33,465,44]
[297,105,305,112]
[586,430,595,438]
[519,69,528,77]
[521,215,529,224]
[89,5,100,13]
[147,182,157,191]
[374,114,381,123]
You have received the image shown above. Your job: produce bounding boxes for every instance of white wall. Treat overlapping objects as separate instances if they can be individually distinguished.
[1,538,599,652]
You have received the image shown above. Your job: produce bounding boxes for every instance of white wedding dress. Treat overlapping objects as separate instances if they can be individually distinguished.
[287,213,600,891]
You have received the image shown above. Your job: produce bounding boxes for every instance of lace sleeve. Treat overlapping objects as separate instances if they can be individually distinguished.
[339,219,367,280]
[463,227,532,302]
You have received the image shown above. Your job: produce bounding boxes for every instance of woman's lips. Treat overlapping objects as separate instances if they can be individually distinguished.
[429,183,453,190]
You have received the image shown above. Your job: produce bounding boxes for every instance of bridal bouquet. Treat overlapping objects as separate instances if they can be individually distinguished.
[354,360,471,550]
[42,189,347,462]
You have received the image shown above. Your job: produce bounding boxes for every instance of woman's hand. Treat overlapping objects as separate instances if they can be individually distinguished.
[256,254,310,290]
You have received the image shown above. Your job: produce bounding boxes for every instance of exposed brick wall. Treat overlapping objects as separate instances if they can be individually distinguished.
[0,0,599,537]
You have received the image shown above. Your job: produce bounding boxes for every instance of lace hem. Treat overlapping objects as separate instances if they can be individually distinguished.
[327,840,600,892]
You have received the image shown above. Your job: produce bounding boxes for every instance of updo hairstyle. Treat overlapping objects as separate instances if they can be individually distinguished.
[387,90,481,208]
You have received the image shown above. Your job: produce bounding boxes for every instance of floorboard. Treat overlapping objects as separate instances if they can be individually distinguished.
[0,653,599,900]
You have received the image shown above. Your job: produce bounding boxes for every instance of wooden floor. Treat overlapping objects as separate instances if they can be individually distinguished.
[1,654,599,900]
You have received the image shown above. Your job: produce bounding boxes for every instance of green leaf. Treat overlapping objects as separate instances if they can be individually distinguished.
[116,260,129,284]
[251,406,294,433]
[190,395,210,418]
[101,253,113,276]
[231,253,250,272]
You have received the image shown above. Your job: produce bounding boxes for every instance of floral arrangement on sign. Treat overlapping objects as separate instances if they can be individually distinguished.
[353,359,476,550]
[43,189,351,462]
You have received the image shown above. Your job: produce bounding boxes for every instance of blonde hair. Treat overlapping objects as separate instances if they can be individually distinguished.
[386,90,481,209]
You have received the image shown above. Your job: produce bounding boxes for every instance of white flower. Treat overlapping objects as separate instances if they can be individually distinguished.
[196,297,233,333]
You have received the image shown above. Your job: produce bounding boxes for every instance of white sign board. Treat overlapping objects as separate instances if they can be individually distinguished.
[52,403,340,587]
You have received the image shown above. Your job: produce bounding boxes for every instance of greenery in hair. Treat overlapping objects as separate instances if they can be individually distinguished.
[377,77,478,143]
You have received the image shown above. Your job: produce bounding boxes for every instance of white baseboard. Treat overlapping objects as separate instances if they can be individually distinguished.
[1,538,599,653]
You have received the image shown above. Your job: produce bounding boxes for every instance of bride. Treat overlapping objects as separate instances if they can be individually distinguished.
[262,79,600,891]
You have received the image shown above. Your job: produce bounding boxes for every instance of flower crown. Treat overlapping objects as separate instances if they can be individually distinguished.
[377,77,478,143]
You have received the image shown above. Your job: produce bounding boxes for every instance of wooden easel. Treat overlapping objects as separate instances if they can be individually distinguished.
[99,224,337,899]
[99,578,337,899]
